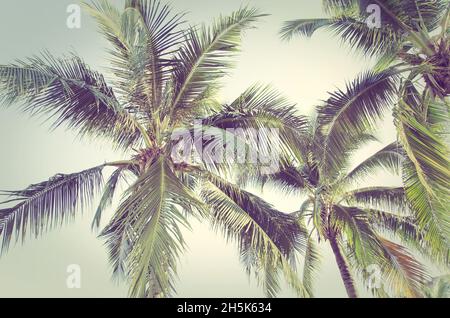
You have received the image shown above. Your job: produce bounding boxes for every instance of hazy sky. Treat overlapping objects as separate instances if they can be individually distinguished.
[0,0,400,297]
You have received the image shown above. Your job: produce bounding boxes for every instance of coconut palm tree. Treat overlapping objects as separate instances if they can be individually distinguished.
[0,0,310,298]
[243,99,436,297]
[280,0,450,266]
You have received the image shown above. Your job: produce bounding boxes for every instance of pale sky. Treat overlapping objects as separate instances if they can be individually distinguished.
[0,0,401,297]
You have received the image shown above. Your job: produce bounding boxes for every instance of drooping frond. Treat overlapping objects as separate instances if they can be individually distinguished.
[367,209,419,243]
[0,52,142,149]
[92,167,125,230]
[203,84,309,158]
[251,164,307,196]
[401,157,450,264]
[169,7,266,121]
[280,18,337,40]
[284,0,447,56]
[395,93,450,263]
[318,70,398,174]
[343,142,404,186]
[375,237,429,297]
[281,17,402,57]
[298,218,321,297]
[365,209,448,264]
[101,156,204,297]
[368,0,447,33]
[342,186,408,214]
[201,172,308,297]
[332,205,380,268]
[334,206,429,297]
[0,166,104,254]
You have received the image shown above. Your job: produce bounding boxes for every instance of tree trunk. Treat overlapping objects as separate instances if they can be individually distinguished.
[329,233,358,298]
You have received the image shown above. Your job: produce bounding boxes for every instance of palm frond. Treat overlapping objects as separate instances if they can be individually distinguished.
[0,52,142,149]
[280,18,335,40]
[322,0,358,15]
[367,209,419,242]
[281,16,402,57]
[334,206,429,297]
[201,172,309,297]
[396,95,450,262]
[299,218,321,297]
[203,83,309,160]
[0,166,104,254]
[318,70,398,175]
[251,163,307,196]
[365,209,448,264]
[343,142,404,186]
[342,186,408,214]
[101,156,204,297]
[369,0,447,33]
[169,7,266,121]
[87,0,185,113]
[92,167,125,230]
[332,205,379,267]
[375,237,429,297]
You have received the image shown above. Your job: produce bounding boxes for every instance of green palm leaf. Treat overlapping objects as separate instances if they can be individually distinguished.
[0,166,104,254]
[169,7,266,122]
[201,173,309,297]
[342,186,408,214]
[92,167,126,230]
[101,156,204,297]
[0,53,141,149]
[343,142,403,186]
[86,0,185,113]
[396,98,450,262]
[318,71,398,173]
[281,17,401,57]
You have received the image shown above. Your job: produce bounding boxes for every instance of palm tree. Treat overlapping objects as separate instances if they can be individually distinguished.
[0,0,310,298]
[280,0,450,266]
[243,104,435,297]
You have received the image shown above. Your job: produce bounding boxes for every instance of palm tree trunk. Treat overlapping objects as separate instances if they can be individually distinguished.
[329,233,358,298]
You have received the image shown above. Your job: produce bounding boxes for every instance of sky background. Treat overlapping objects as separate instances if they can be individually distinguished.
[0,0,402,297]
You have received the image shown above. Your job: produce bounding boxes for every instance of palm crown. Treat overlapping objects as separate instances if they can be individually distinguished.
[0,0,309,297]
[245,96,436,297]
[0,0,447,299]
[281,0,450,267]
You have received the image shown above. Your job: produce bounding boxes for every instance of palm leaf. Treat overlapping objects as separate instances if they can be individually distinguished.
[202,84,308,161]
[299,218,321,297]
[342,186,408,214]
[86,0,186,112]
[101,156,204,297]
[334,206,429,297]
[317,70,398,174]
[201,172,308,297]
[396,96,450,262]
[0,166,104,254]
[169,7,266,121]
[281,16,401,57]
[375,237,429,297]
[0,52,141,149]
[92,167,125,230]
[343,142,404,186]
